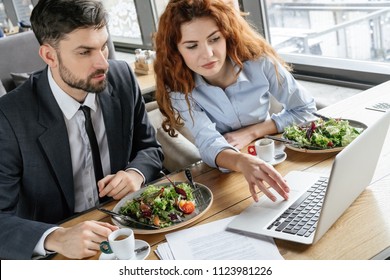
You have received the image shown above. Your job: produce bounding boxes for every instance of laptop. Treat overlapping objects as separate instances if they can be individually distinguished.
[227,111,390,244]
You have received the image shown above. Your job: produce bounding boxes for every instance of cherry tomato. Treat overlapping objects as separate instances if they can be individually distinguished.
[179,200,195,214]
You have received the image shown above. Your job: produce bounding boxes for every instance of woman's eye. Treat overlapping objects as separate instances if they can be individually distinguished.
[210,36,220,43]
[186,44,197,50]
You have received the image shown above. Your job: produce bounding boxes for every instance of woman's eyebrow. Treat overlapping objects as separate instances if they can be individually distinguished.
[181,30,220,44]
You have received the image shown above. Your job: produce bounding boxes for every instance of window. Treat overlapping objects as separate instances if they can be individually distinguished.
[105,0,142,45]
[0,0,33,34]
[240,0,390,88]
[104,0,156,51]
[264,1,390,62]
[12,0,33,24]
[0,1,8,34]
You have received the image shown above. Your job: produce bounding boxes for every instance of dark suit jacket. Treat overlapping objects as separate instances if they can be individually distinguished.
[0,60,164,259]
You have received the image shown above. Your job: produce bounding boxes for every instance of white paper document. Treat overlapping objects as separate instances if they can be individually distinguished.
[156,216,283,260]
[155,242,175,260]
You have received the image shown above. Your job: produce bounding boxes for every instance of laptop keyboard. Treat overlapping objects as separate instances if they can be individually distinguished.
[366,102,390,112]
[267,177,328,238]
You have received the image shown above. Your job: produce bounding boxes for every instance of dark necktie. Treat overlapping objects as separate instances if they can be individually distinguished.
[79,106,108,203]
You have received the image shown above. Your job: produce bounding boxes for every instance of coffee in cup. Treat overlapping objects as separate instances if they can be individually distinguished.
[100,228,135,260]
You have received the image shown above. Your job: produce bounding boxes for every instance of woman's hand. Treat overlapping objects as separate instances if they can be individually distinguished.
[216,149,289,202]
[223,126,256,149]
[223,120,278,149]
[236,153,289,202]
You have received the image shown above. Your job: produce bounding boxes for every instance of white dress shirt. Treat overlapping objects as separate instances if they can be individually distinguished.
[48,68,111,212]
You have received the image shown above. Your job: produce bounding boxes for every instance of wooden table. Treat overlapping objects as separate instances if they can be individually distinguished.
[53,81,390,260]
[132,63,156,95]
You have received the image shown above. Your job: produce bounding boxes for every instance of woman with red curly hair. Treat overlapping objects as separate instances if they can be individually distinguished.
[154,0,316,202]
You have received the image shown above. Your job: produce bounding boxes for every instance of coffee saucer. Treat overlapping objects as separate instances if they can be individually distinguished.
[99,239,150,260]
[267,152,287,166]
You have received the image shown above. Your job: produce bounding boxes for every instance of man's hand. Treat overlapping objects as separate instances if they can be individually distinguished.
[98,170,144,200]
[45,221,118,259]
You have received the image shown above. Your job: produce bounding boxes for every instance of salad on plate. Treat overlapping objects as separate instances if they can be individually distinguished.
[119,183,196,228]
[283,117,364,149]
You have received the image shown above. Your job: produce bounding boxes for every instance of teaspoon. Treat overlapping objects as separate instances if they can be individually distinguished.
[274,153,285,160]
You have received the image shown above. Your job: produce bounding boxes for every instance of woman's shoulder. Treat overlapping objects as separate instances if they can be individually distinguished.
[244,56,288,76]
[241,56,275,77]
[169,90,186,100]
[243,56,274,68]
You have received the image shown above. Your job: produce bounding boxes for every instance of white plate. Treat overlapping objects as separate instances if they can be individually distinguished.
[112,182,213,234]
[267,152,287,166]
[99,239,150,260]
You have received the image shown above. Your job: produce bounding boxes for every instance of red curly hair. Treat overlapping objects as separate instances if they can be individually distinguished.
[154,0,290,137]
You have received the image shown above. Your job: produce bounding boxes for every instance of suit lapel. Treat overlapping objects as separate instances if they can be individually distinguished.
[35,70,75,211]
[98,83,124,173]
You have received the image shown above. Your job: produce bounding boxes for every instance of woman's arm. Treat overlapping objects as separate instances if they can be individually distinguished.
[264,59,317,132]
[223,119,278,149]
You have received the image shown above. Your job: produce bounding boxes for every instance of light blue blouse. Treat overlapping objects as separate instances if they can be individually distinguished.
[170,57,317,168]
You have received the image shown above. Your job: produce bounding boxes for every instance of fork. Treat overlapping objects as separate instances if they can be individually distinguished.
[184,168,208,210]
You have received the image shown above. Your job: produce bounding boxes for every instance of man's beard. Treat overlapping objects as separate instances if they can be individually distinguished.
[58,56,108,93]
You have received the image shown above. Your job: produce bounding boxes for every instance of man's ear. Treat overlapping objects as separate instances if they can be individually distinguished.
[39,44,58,67]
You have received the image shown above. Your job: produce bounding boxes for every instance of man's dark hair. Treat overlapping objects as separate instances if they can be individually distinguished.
[30,0,108,46]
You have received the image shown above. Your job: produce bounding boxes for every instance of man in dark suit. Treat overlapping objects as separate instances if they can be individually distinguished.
[0,0,163,259]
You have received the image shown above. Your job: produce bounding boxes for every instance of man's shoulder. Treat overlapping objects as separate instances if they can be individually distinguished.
[106,59,136,87]
[108,59,130,71]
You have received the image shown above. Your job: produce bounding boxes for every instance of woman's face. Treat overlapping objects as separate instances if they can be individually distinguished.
[177,17,227,80]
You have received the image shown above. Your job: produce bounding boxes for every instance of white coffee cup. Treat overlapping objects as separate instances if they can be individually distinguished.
[100,228,135,260]
[250,138,275,162]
